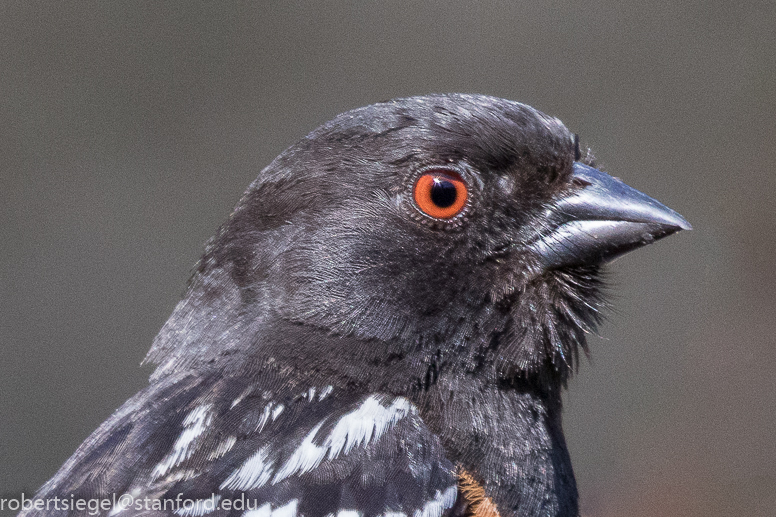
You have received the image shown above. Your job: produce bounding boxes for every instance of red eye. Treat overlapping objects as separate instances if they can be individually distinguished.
[413,171,468,219]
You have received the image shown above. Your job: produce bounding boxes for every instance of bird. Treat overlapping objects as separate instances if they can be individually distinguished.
[20,94,690,517]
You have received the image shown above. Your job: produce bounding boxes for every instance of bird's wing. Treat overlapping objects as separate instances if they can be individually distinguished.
[25,372,461,517]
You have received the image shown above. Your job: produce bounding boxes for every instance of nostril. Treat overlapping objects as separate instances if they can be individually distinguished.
[571,177,591,188]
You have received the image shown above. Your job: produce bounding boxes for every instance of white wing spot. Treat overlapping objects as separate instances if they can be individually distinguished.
[208,435,237,460]
[271,421,325,483]
[108,488,142,516]
[272,403,285,420]
[153,468,201,488]
[318,385,333,401]
[220,447,273,490]
[152,404,213,479]
[272,395,413,484]
[108,488,139,516]
[336,511,361,517]
[254,403,274,433]
[108,499,129,516]
[231,385,256,409]
[413,486,458,517]
[307,387,316,400]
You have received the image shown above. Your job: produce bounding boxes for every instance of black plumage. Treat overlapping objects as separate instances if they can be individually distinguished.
[21,94,689,517]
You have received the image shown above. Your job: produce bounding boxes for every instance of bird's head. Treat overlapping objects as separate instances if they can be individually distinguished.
[146,94,689,390]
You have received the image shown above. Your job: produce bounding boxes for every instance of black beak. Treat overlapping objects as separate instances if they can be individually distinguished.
[531,163,691,269]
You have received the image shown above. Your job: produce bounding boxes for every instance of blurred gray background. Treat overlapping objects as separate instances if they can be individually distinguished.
[1,2,774,516]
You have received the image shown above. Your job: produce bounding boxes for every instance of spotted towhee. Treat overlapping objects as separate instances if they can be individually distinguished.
[20,94,690,517]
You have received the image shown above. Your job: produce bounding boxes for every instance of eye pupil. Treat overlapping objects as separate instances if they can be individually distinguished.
[430,178,457,208]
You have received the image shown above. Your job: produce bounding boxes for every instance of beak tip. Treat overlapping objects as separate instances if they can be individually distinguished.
[660,211,692,232]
